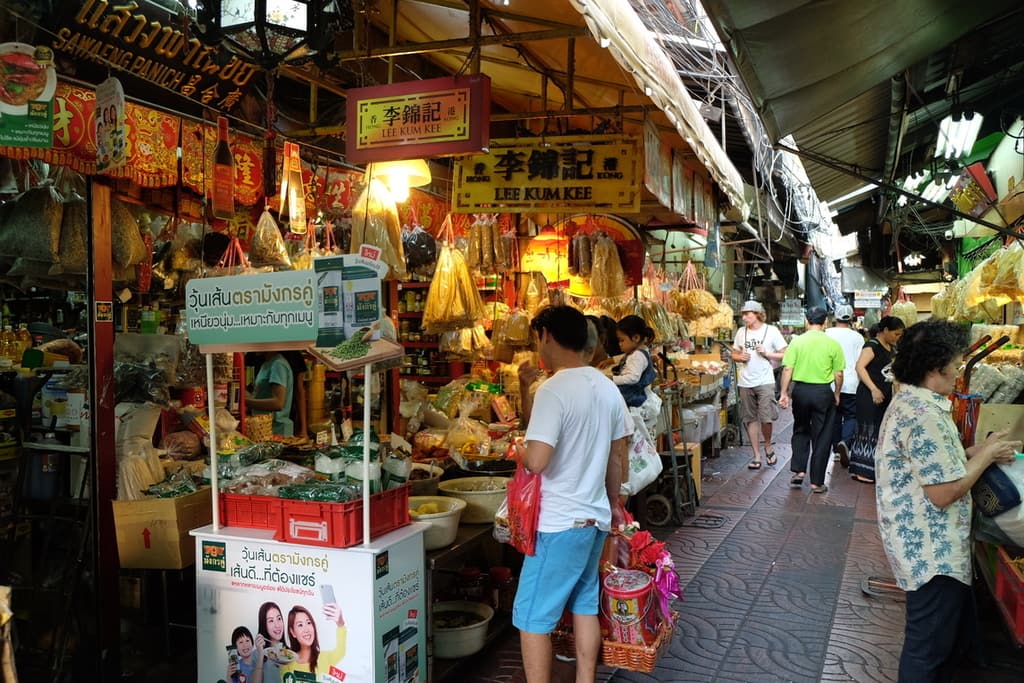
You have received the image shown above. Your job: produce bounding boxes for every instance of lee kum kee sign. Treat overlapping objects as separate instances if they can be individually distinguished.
[452,135,642,213]
[345,74,490,163]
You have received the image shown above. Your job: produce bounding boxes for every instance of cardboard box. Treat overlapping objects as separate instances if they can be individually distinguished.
[113,487,212,569]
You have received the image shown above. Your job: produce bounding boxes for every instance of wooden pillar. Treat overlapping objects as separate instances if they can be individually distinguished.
[88,179,119,677]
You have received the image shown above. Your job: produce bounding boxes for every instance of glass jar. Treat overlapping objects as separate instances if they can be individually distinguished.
[457,566,490,605]
[488,566,517,613]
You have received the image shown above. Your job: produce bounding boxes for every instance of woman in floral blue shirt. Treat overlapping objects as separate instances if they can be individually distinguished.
[875,320,1019,682]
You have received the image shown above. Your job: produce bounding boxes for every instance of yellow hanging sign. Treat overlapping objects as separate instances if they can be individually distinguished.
[452,135,642,213]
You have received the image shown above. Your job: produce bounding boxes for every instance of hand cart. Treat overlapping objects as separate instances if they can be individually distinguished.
[643,380,698,526]
[952,334,1009,448]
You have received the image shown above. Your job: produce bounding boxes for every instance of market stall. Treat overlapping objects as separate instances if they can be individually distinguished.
[927,244,1024,646]
[184,256,428,682]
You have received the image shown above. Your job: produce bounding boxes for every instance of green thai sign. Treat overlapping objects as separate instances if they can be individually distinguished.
[185,271,318,348]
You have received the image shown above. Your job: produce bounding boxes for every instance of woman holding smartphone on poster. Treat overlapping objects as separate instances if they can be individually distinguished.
[281,598,347,679]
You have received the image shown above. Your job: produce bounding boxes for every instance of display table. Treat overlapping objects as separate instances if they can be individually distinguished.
[191,522,428,682]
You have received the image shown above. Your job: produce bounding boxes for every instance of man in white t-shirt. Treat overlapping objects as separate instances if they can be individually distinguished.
[514,305,629,682]
[731,300,788,468]
[824,304,864,467]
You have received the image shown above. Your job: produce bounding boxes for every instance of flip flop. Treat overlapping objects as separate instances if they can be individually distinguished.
[811,485,829,494]
[790,474,804,488]
[748,461,762,470]
[765,451,777,466]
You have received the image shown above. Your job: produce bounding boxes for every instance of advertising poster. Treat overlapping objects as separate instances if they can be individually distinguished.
[195,529,425,683]
[314,252,389,348]
[0,42,57,148]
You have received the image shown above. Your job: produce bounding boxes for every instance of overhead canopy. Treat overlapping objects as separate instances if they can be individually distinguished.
[701,0,1021,204]
[702,0,1018,142]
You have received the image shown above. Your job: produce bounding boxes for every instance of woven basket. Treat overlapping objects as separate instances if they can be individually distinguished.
[552,611,677,673]
[244,413,274,442]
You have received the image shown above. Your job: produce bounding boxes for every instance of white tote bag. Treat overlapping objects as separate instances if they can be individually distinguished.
[621,412,663,495]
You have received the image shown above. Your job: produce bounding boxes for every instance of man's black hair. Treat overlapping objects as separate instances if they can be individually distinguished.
[530,305,588,352]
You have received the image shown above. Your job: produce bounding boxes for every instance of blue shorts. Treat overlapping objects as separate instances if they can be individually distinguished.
[512,526,607,634]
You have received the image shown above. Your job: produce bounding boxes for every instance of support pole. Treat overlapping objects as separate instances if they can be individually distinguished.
[206,353,220,531]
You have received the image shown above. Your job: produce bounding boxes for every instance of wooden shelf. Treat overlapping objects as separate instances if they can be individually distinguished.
[397,312,424,319]
[22,441,90,454]
[401,341,437,348]
[398,374,451,384]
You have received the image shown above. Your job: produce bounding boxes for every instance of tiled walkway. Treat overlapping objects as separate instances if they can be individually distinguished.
[459,409,1024,683]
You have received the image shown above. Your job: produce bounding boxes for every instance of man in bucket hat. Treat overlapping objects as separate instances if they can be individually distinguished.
[731,300,788,469]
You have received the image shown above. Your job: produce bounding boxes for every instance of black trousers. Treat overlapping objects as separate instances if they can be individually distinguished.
[899,575,978,683]
[789,382,835,486]
[831,392,857,448]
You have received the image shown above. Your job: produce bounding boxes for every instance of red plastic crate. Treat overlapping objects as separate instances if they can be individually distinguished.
[278,485,411,548]
[220,493,284,534]
[994,547,1024,646]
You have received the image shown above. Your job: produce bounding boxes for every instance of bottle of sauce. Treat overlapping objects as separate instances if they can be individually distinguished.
[212,115,234,220]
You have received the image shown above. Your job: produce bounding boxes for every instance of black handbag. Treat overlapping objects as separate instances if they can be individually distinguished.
[972,463,1022,517]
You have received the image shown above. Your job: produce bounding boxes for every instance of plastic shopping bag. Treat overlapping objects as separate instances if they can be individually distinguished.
[496,438,541,555]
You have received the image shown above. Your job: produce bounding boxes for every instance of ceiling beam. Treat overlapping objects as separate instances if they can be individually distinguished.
[332,26,589,61]
[400,0,582,30]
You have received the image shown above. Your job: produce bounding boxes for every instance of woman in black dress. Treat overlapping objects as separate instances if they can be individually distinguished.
[849,316,905,483]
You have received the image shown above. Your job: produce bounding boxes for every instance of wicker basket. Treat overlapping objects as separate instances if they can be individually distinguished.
[552,611,677,673]
[244,413,274,442]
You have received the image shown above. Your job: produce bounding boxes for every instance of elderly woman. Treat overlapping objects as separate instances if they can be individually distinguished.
[876,320,1020,682]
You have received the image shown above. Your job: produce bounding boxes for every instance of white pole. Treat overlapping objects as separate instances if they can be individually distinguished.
[362,361,372,546]
[207,352,220,531]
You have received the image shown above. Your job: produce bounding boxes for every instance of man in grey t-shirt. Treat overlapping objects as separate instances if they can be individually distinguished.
[732,300,787,468]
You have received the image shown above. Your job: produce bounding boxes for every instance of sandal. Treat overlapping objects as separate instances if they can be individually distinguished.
[748,461,762,470]
[790,474,804,488]
[765,451,777,466]
[811,484,829,494]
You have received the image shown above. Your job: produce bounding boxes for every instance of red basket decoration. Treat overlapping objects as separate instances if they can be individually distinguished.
[551,610,677,673]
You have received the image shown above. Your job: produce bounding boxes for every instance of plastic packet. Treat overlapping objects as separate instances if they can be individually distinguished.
[278,481,362,502]
[248,210,292,269]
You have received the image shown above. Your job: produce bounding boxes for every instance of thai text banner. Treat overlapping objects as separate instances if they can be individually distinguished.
[185,271,317,347]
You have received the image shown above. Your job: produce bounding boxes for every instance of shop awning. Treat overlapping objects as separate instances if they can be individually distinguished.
[569,0,749,222]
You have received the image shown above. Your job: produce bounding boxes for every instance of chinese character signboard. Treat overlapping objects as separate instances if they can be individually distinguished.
[51,2,257,111]
[0,42,57,148]
[346,74,490,163]
[452,135,641,213]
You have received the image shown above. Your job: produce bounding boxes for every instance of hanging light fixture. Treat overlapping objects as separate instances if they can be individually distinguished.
[366,159,432,202]
[195,0,351,67]
[935,110,983,161]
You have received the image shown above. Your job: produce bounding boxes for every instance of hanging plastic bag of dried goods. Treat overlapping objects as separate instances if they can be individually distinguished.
[0,181,63,264]
[423,216,486,333]
[402,206,437,273]
[48,167,88,276]
[589,231,626,297]
[989,241,1024,304]
[112,199,149,269]
[249,209,292,269]
[350,176,407,279]
[890,287,918,327]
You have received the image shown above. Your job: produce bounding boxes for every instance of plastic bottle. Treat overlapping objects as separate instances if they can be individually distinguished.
[0,326,15,363]
[16,323,31,356]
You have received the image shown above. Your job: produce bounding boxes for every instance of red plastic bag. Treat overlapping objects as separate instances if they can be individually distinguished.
[506,443,541,556]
